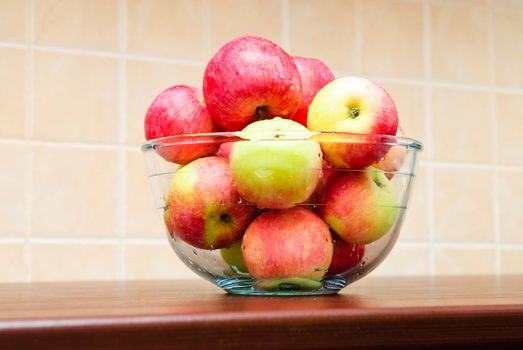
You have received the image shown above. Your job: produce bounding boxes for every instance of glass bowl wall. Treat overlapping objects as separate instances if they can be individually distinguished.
[142,132,423,296]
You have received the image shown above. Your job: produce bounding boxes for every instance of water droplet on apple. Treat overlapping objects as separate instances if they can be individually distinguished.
[255,169,272,178]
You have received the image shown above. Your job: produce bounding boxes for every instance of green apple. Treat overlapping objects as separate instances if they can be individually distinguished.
[220,240,248,273]
[229,117,322,209]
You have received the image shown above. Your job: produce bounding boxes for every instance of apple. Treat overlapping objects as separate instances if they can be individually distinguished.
[242,207,333,287]
[220,240,248,273]
[216,141,233,160]
[328,232,365,275]
[291,56,335,127]
[203,35,302,131]
[307,77,398,169]
[144,85,218,164]
[165,156,256,250]
[229,117,322,209]
[318,168,398,244]
[373,126,407,179]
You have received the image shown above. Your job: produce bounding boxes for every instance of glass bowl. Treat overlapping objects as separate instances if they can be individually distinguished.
[142,131,423,296]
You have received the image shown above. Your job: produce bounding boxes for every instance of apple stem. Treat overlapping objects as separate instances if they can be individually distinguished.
[349,107,360,119]
[255,105,269,120]
[220,213,232,223]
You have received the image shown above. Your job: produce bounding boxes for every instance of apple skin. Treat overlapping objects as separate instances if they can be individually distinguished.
[216,141,233,160]
[229,118,322,209]
[144,85,218,164]
[373,126,407,179]
[220,240,249,273]
[203,35,302,131]
[242,207,333,280]
[291,56,335,127]
[165,156,256,250]
[307,77,398,169]
[318,168,399,244]
[327,232,365,275]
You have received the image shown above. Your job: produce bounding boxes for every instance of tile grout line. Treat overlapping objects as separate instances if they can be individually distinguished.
[0,41,204,66]
[24,0,35,283]
[487,0,501,275]
[281,0,290,52]
[115,0,128,281]
[1,39,523,93]
[353,0,363,74]
[423,0,436,276]
[203,0,211,59]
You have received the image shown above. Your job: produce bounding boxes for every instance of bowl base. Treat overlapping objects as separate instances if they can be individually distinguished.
[214,276,346,296]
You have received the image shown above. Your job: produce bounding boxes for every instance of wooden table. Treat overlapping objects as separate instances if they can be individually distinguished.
[1,276,522,349]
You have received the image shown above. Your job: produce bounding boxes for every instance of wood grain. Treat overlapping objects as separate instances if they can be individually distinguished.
[1,275,523,349]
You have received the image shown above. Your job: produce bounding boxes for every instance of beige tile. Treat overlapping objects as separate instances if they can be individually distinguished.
[209,0,283,54]
[433,168,494,243]
[498,171,523,244]
[127,0,205,60]
[0,48,26,138]
[31,146,117,237]
[432,88,491,163]
[401,164,429,241]
[289,0,357,73]
[33,51,118,144]
[430,0,488,7]
[0,244,28,282]
[372,245,430,276]
[0,0,27,41]
[125,243,196,280]
[126,151,165,238]
[361,0,424,78]
[377,82,425,143]
[126,59,205,145]
[35,0,118,50]
[0,144,28,236]
[496,94,523,166]
[32,243,118,281]
[493,4,523,87]
[434,247,496,275]
[500,249,523,274]
[430,1,490,84]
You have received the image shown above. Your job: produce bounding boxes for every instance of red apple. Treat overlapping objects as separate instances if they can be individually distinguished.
[203,35,302,131]
[216,141,233,160]
[242,207,333,281]
[291,56,335,127]
[373,126,407,179]
[165,156,256,250]
[144,85,218,164]
[318,169,399,244]
[328,232,365,275]
[307,77,398,169]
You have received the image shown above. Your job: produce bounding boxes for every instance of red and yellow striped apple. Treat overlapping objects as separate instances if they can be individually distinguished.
[144,85,217,164]
[319,169,398,244]
[291,56,335,127]
[328,233,365,275]
[165,156,256,250]
[242,207,333,283]
[307,77,398,169]
[373,126,407,179]
[203,35,302,131]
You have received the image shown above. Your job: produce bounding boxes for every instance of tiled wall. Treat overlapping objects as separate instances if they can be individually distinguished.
[1,0,522,283]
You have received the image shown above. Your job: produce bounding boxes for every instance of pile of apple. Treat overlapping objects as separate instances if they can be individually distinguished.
[144,35,404,288]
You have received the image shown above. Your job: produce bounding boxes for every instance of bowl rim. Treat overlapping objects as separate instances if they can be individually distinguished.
[141,131,423,152]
